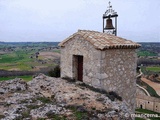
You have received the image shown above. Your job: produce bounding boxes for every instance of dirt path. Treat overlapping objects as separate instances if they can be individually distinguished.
[141,77,160,96]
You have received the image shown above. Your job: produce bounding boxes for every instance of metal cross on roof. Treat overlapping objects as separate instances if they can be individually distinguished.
[104,1,117,16]
[108,1,112,9]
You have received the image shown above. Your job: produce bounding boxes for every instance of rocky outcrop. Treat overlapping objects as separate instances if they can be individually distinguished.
[0,78,28,94]
[0,74,133,120]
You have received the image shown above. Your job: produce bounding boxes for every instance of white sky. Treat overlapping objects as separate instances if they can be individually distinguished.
[0,0,160,42]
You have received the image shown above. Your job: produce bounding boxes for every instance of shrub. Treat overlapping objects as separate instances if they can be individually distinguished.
[48,65,60,78]
[109,91,122,101]
[37,97,52,103]
[21,110,31,118]
[0,115,5,119]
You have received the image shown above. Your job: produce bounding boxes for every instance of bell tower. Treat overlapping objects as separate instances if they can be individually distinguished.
[103,1,118,36]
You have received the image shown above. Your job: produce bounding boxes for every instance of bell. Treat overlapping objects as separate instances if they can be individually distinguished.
[105,18,114,30]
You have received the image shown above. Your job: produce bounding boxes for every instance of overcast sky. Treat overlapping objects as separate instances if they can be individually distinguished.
[0,0,160,42]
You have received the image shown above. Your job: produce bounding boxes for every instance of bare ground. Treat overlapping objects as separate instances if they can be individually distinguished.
[39,52,60,60]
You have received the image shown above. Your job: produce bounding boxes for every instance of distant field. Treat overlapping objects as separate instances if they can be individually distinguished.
[0,75,33,82]
[146,66,160,72]
[53,49,60,53]
[137,51,157,56]
[0,49,59,71]
[0,50,34,71]
[0,42,61,81]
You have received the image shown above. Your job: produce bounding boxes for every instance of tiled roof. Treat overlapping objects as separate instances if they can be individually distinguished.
[58,30,141,50]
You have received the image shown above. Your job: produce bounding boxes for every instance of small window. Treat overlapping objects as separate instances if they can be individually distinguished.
[148,102,150,104]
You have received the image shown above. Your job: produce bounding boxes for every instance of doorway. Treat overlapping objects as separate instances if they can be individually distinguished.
[73,55,83,81]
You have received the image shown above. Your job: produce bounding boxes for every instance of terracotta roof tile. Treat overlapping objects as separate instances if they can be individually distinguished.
[58,30,141,50]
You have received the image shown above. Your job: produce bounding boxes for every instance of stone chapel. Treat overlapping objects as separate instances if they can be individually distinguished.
[59,30,141,111]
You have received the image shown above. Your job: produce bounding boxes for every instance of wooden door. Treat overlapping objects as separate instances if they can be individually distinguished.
[77,56,83,81]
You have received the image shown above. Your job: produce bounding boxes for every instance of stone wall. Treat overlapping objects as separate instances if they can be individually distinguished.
[136,95,160,113]
[60,37,137,112]
[100,49,137,112]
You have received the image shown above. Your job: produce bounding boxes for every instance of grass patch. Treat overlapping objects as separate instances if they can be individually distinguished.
[66,105,88,120]
[136,109,160,120]
[146,66,160,72]
[136,109,160,114]
[0,75,33,82]
[21,110,31,118]
[144,82,160,98]
[26,104,41,109]
[74,111,87,120]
